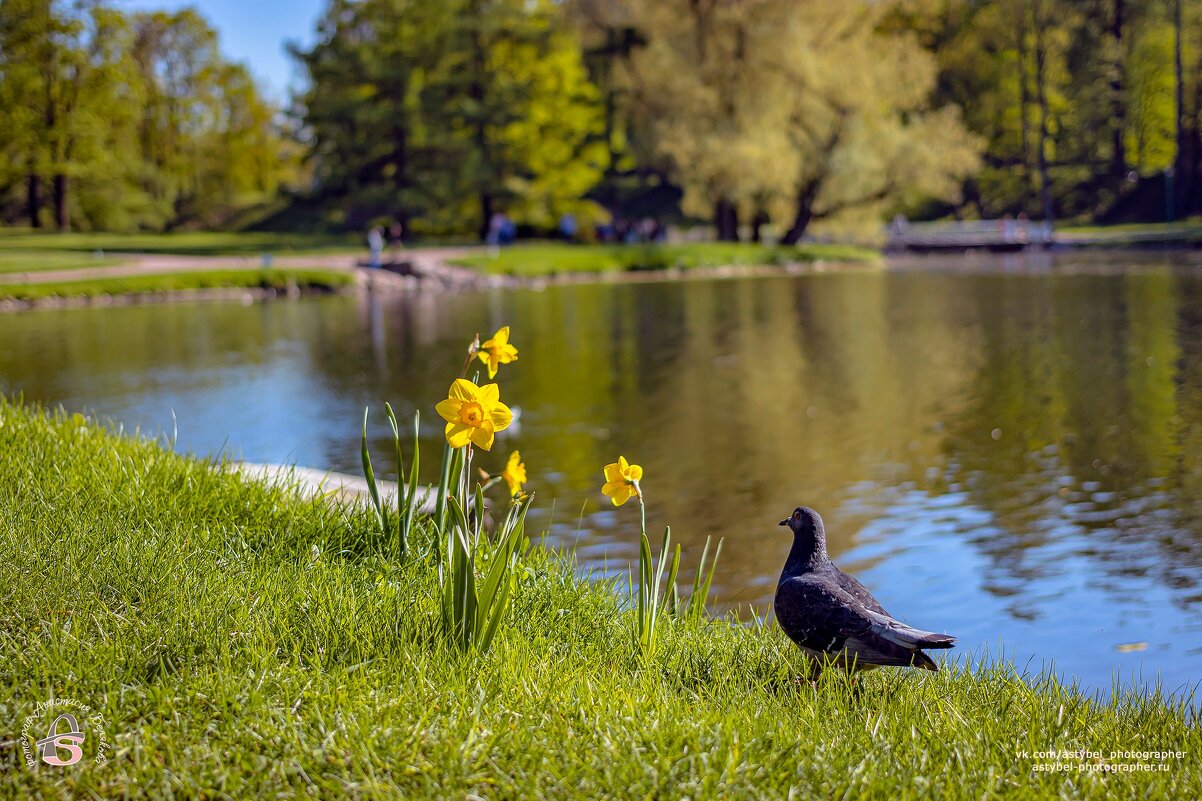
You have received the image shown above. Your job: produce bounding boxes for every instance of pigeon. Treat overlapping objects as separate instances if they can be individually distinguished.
[774,506,955,675]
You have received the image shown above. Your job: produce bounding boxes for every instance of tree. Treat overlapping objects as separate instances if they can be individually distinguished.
[294,0,607,238]
[0,1,289,230]
[131,9,289,228]
[622,0,980,241]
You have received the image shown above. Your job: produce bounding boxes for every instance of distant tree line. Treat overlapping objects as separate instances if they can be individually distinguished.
[0,0,292,231]
[885,0,1202,223]
[1,0,1199,236]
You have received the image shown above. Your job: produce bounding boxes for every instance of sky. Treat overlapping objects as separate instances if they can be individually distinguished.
[113,0,327,102]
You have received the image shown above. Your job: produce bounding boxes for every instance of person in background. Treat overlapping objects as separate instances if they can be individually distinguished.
[367,225,383,269]
[486,212,506,257]
[558,213,577,241]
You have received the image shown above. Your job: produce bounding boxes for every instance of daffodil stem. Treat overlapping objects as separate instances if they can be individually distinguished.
[459,333,480,378]
[435,441,454,560]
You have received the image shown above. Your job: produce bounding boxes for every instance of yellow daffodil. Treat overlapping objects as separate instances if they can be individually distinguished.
[601,455,643,507]
[501,451,527,496]
[477,326,518,379]
[435,379,513,450]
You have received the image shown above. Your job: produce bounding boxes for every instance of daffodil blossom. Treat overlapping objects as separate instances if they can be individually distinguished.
[601,455,643,507]
[501,451,527,496]
[435,379,513,450]
[477,326,519,379]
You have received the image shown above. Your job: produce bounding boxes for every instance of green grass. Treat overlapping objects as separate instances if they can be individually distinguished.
[0,250,125,274]
[0,229,362,258]
[450,242,880,276]
[1057,219,1202,245]
[0,269,355,302]
[1,398,1198,799]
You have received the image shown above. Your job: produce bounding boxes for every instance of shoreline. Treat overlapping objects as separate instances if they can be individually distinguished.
[0,255,878,312]
[8,237,1202,312]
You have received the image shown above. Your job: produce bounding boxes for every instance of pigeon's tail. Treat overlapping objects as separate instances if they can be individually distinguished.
[911,649,939,671]
[866,611,956,651]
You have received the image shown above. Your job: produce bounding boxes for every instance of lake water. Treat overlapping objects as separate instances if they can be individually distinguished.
[4,251,1202,700]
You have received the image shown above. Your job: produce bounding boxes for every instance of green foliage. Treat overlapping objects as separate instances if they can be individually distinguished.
[684,534,723,621]
[632,525,679,659]
[888,0,1202,220]
[617,0,981,241]
[0,2,293,231]
[360,405,422,561]
[295,0,607,237]
[442,493,530,654]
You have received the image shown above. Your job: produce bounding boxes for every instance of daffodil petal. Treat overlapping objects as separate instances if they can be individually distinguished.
[603,463,623,483]
[477,351,500,379]
[611,486,634,506]
[477,383,500,406]
[626,464,643,482]
[602,481,626,496]
[435,399,462,423]
[507,451,521,470]
[446,422,473,448]
[471,424,495,450]
[618,455,630,473]
[500,344,518,362]
[489,401,513,431]
[448,378,478,402]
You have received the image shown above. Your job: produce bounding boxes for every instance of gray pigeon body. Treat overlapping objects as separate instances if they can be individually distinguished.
[774,506,955,675]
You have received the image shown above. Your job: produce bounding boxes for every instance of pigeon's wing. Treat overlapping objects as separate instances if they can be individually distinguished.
[828,565,889,616]
[775,577,940,669]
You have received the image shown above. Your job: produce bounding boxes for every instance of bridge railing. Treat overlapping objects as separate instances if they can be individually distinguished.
[887,219,1054,249]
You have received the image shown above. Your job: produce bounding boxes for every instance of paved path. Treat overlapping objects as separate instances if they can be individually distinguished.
[0,247,483,285]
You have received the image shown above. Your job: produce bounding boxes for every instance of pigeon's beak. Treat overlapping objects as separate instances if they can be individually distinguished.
[779,519,789,527]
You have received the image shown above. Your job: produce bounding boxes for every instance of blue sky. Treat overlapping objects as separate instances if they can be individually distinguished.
[113,0,327,101]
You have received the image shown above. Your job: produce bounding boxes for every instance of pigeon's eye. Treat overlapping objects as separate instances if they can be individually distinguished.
[793,510,802,521]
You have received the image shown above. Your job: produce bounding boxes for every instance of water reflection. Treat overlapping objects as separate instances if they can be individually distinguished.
[2,253,1202,694]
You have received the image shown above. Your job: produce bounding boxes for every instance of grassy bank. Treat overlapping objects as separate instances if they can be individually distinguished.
[0,250,123,274]
[1,398,1197,799]
[0,230,361,259]
[1056,219,1202,247]
[0,269,355,303]
[451,242,880,276]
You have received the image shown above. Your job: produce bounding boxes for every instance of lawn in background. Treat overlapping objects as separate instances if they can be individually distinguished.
[0,269,354,302]
[450,241,880,276]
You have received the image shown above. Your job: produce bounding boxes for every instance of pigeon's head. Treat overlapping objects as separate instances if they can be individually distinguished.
[779,506,824,538]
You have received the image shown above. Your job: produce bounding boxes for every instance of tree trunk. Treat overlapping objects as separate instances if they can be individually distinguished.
[1016,4,1032,176]
[27,173,42,228]
[53,174,69,231]
[468,0,494,242]
[1109,0,1126,177]
[780,178,822,245]
[1032,1,1055,224]
[750,209,769,243]
[479,193,494,242]
[1173,0,1186,217]
[393,122,409,238]
[714,199,739,242]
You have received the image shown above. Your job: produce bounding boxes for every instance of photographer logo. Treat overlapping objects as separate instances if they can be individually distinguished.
[21,699,109,768]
